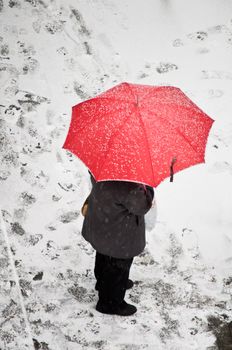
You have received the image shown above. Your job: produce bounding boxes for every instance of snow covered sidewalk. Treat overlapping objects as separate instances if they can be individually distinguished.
[1,0,232,349]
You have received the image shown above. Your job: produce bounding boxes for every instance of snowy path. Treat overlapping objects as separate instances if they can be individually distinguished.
[0,0,232,349]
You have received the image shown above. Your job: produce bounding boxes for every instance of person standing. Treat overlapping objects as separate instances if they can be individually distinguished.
[81,174,154,316]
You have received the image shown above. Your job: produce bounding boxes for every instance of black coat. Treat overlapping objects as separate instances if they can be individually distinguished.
[81,180,154,259]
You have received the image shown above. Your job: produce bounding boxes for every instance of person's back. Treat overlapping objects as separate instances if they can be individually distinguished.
[81,179,154,316]
[82,180,153,259]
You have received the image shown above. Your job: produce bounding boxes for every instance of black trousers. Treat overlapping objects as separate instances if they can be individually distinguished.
[94,252,133,307]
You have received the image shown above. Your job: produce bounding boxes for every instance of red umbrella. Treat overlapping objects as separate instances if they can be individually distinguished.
[63,82,214,187]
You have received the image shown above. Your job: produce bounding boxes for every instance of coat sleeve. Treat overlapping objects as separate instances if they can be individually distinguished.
[122,183,154,216]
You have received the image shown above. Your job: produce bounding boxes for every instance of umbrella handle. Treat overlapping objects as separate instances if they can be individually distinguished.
[170,157,177,182]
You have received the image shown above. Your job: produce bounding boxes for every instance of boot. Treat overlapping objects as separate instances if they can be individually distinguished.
[95,279,134,291]
[96,300,137,316]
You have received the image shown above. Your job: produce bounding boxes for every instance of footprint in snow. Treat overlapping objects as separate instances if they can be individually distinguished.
[59,211,79,223]
[8,0,21,8]
[156,62,178,74]
[18,191,37,206]
[201,69,232,80]
[187,31,208,41]
[44,20,66,35]
[17,41,36,57]
[67,285,96,303]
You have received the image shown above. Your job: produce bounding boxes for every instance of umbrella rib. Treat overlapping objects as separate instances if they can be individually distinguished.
[136,110,156,182]
[143,100,213,156]
[125,83,156,183]
[150,110,202,157]
[124,82,137,102]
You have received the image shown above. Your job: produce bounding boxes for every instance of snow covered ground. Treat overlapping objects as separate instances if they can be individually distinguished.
[0,0,232,349]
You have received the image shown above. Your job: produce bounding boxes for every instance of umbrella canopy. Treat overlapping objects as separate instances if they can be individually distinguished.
[63,82,214,187]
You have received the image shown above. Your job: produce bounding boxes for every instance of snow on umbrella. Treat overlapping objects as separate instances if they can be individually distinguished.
[63,82,214,187]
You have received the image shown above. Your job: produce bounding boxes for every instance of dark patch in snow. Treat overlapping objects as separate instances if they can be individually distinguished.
[70,309,94,318]
[16,115,25,127]
[19,278,33,297]
[224,276,232,286]
[38,0,47,8]
[73,81,89,99]
[0,62,18,76]
[21,145,33,155]
[8,0,21,8]
[0,0,3,11]
[52,194,61,202]
[138,72,149,79]
[4,104,22,118]
[70,8,91,37]
[0,55,10,60]
[10,280,16,287]
[17,41,36,56]
[0,330,15,344]
[19,191,36,206]
[26,301,44,314]
[33,271,43,281]
[89,340,107,348]
[11,222,25,235]
[222,276,232,295]
[14,259,21,267]
[188,31,208,41]
[33,338,50,350]
[1,43,9,56]
[1,299,20,321]
[160,312,180,340]
[17,91,50,112]
[59,210,79,223]
[24,0,39,7]
[119,345,148,350]
[64,331,87,345]
[208,25,227,34]
[156,62,178,74]
[44,20,66,35]
[83,320,100,335]
[41,240,60,260]
[44,303,56,313]
[3,150,19,166]
[47,225,56,231]
[0,140,19,167]
[5,105,21,115]
[83,41,92,55]
[22,57,40,75]
[1,209,11,223]
[27,234,43,246]
[63,268,94,285]
[20,167,50,188]
[134,249,156,266]
[227,36,232,45]
[68,285,95,303]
